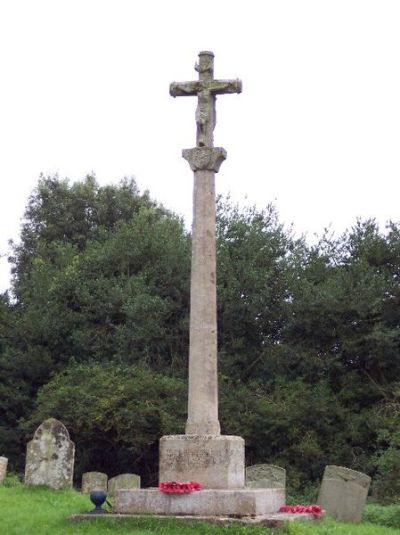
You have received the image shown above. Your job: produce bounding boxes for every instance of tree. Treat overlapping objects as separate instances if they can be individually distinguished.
[3,175,190,470]
[10,174,161,300]
[216,197,303,381]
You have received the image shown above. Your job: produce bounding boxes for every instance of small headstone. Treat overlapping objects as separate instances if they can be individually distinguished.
[317,465,371,522]
[108,473,141,495]
[81,471,108,494]
[0,456,8,484]
[246,464,286,489]
[24,418,74,489]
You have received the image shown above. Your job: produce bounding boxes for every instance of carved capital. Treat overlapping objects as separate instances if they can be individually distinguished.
[182,147,227,172]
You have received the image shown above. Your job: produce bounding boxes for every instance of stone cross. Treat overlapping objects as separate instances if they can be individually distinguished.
[170,51,242,435]
[170,51,242,148]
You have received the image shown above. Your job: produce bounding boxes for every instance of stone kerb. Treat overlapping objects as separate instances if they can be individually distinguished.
[108,473,140,495]
[317,465,371,522]
[81,471,108,494]
[246,464,286,489]
[24,418,74,489]
[0,456,8,484]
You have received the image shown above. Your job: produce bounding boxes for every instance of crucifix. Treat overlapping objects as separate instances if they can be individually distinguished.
[170,52,242,436]
[170,51,242,148]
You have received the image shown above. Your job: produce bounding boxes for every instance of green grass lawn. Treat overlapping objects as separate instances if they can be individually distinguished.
[0,485,399,535]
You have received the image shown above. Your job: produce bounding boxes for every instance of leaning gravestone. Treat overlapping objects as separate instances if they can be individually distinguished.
[81,471,108,494]
[0,456,8,484]
[317,465,371,522]
[246,464,286,489]
[108,473,140,495]
[25,418,74,489]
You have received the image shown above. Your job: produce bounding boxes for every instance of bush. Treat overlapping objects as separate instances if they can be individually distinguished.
[372,427,400,504]
[22,362,187,485]
[3,472,23,487]
[364,503,400,529]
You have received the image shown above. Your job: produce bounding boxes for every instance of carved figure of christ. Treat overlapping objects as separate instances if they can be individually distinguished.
[170,51,242,147]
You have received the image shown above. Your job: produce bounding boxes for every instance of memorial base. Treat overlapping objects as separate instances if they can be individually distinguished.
[113,488,285,517]
[159,435,244,489]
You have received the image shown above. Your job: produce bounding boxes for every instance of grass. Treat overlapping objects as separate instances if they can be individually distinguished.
[0,482,399,535]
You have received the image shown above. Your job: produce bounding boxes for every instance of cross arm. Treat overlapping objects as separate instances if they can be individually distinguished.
[209,79,242,95]
[170,81,202,97]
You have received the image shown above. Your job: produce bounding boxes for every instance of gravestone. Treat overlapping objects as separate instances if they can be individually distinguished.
[108,473,140,495]
[81,471,108,494]
[317,465,371,522]
[24,418,74,489]
[246,464,286,489]
[0,456,8,484]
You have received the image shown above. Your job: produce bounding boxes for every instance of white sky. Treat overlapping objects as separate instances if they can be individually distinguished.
[0,0,399,292]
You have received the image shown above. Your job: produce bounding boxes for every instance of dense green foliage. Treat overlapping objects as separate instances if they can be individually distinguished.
[363,503,400,530]
[1,175,399,497]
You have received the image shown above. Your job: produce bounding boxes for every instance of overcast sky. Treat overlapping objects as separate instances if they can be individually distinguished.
[1,0,399,292]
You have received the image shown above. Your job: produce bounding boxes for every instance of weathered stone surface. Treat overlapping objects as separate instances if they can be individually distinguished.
[24,418,74,489]
[81,471,108,494]
[70,510,321,526]
[159,435,245,489]
[170,52,242,436]
[108,473,140,495]
[114,488,285,516]
[185,165,220,435]
[317,465,371,522]
[0,456,8,484]
[182,147,226,172]
[170,51,241,148]
[246,464,286,489]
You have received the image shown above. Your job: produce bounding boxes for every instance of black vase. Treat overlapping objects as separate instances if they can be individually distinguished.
[89,490,107,514]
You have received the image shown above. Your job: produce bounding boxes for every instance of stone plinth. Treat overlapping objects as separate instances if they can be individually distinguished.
[114,488,285,517]
[159,435,244,489]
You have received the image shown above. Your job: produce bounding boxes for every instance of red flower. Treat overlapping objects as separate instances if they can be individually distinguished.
[159,481,203,494]
[279,504,322,518]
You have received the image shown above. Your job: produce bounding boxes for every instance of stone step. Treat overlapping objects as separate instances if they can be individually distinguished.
[70,511,324,528]
[114,488,285,517]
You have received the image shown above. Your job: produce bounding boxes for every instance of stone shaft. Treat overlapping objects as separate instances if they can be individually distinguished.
[170,52,242,435]
[187,167,218,434]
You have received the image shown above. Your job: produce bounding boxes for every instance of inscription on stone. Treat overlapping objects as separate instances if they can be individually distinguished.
[159,435,245,489]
